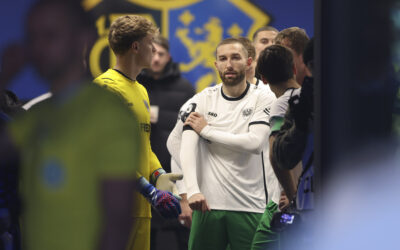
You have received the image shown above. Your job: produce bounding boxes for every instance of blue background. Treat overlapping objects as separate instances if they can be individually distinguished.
[0,0,313,100]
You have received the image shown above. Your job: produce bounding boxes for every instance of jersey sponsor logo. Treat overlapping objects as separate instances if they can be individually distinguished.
[180,103,197,122]
[207,111,217,117]
[242,108,253,118]
[140,122,151,133]
[42,159,65,189]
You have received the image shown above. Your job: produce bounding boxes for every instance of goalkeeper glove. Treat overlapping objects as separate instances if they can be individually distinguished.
[137,177,181,218]
[151,168,183,200]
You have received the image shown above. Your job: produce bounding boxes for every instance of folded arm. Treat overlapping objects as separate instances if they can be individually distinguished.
[185,112,269,154]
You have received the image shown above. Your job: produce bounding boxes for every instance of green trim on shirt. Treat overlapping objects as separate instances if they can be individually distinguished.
[270,116,285,133]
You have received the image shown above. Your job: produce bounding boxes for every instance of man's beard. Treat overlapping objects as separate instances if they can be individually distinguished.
[219,69,246,86]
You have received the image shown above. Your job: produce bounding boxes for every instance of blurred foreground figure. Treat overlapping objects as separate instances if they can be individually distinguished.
[0,90,24,250]
[2,1,141,250]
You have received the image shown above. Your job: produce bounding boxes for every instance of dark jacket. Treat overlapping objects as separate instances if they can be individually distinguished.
[273,77,314,210]
[138,61,195,172]
[0,90,22,245]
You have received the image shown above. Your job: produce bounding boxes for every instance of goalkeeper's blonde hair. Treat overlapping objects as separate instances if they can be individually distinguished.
[108,15,159,55]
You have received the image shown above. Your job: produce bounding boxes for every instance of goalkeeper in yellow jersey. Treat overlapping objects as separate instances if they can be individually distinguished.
[93,15,182,250]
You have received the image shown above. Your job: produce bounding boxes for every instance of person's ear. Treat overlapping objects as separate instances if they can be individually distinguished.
[132,41,139,52]
[247,56,253,67]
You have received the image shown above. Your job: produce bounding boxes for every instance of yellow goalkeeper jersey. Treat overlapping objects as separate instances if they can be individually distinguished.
[94,69,162,218]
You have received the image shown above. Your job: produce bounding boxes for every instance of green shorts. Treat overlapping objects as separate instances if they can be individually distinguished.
[251,201,279,250]
[189,210,262,250]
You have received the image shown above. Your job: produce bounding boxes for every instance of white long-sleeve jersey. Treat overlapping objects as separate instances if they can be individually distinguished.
[168,83,277,213]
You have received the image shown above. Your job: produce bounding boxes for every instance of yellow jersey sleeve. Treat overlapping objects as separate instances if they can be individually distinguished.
[149,149,163,175]
[138,83,163,175]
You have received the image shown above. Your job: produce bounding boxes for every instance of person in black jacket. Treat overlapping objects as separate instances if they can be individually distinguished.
[268,38,314,250]
[137,36,194,250]
[138,36,194,174]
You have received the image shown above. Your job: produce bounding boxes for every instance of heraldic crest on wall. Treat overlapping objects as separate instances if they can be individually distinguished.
[83,0,270,92]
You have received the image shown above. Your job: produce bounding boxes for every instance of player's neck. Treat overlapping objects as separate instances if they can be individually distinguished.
[222,80,248,98]
[114,56,142,81]
[246,74,257,84]
[273,78,300,98]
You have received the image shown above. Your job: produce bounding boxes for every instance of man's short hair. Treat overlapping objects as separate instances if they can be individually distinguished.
[108,15,159,55]
[275,27,309,55]
[238,37,256,60]
[256,45,294,85]
[252,26,279,41]
[215,37,248,58]
[153,36,169,52]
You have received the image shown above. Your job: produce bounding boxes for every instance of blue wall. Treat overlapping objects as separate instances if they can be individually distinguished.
[253,0,314,36]
[0,0,313,100]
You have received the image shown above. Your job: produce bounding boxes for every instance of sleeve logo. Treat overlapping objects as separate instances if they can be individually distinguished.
[180,103,197,122]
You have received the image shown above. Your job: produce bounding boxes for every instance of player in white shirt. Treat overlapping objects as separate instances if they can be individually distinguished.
[168,37,281,218]
[258,45,302,202]
[238,37,281,207]
[251,44,302,250]
[236,37,287,250]
[168,38,275,250]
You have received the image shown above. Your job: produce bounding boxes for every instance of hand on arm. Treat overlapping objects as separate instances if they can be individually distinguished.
[183,112,208,134]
